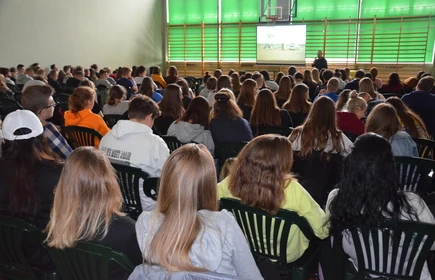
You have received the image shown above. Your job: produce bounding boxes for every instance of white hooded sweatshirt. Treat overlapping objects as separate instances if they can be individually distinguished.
[99,120,170,210]
[167,121,215,155]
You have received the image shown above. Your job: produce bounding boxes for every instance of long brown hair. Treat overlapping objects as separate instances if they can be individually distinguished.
[146,144,217,272]
[45,147,124,249]
[335,89,352,111]
[177,96,210,129]
[159,84,185,119]
[250,89,281,126]
[106,85,126,106]
[359,77,378,99]
[228,135,294,215]
[139,77,155,98]
[283,84,312,114]
[68,87,95,114]
[289,96,345,158]
[384,97,428,138]
[212,90,242,120]
[365,103,400,139]
[166,66,178,84]
[237,78,256,107]
[274,76,293,101]
[231,73,241,92]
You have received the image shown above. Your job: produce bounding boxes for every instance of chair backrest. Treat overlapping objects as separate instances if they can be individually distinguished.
[160,136,185,153]
[220,198,318,268]
[111,161,150,220]
[62,126,103,149]
[103,114,127,129]
[0,215,42,279]
[412,137,435,159]
[0,97,23,120]
[348,220,435,280]
[45,240,135,280]
[214,141,248,166]
[255,125,293,137]
[394,156,435,194]
[342,131,359,143]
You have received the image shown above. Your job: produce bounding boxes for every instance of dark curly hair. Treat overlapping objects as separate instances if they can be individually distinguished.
[328,133,417,236]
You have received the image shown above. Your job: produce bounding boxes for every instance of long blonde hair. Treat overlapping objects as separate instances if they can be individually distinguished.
[146,144,217,272]
[45,147,124,249]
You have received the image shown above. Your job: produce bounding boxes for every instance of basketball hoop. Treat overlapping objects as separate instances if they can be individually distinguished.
[265,15,279,24]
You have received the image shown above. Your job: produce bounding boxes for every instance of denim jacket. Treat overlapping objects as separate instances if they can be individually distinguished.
[389,131,418,157]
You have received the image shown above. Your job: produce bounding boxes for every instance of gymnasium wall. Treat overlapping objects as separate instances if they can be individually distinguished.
[0,0,165,70]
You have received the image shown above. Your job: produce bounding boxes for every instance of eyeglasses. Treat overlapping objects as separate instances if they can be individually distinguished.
[39,101,58,114]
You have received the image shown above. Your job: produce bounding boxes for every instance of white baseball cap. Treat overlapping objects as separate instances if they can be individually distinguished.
[2,110,43,141]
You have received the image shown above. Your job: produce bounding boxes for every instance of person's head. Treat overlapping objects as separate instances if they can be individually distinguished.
[0,67,10,77]
[403,77,418,90]
[128,94,160,128]
[259,70,270,81]
[250,89,281,126]
[203,71,211,84]
[146,144,217,271]
[121,67,132,78]
[50,64,57,71]
[369,67,378,79]
[237,78,257,107]
[416,76,434,92]
[219,157,236,182]
[90,64,98,71]
[1,110,59,216]
[25,68,34,77]
[282,83,311,114]
[17,64,25,74]
[47,70,57,81]
[326,77,340,93]
[365,103,400,139]
[212,89,242,120]
[275,71,284,84]
[386,72,401,86]
[289,96,344,158]
[335,89,351,112]
[178,96,210,129]
[293,72,303,82]
[317,50,323,58]
[359,77,377,98]
[385,97,428,138]
[303,70,313,83]
[159,83,184,119]
[9,67,17,78]
[136,65,146,77]
[176,78,191,98]
[228,135,294,215]
[106,85,127,106]
[365,73,373,80]
[138,77,155,98]
[252,73,264,88]
[79,79,96,91]
[45,147,123,249]
[339,69,348,81]
[311,68,321,83]
[274,75,293,101]
[217,75,232,91]
[322,69,334,83]
[288,66,297,76]
[63,65,71,74]
[333,69,342,79]
[206,76,217,90]
[328,133,413,235]
[152,66,161,75]
[416,71,426,81]
[228,69,235,76]
[214,69,222,79]
[73,70,84,80]
[21,85,57,121]
[167,66,178,78]
[69,86,95,113]
[231,72,241,91]
[99,69,108,79]
[357,92,372,102]
[346,91,367,119]
[354,70,365,79]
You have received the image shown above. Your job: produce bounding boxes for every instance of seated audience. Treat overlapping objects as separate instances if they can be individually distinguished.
[151,66,167,88]
[365,103,418,157]
[344,70,365,91]
[385,97,429,139]
[274,75,293,108]
[326,133,435,280]
[333,69,346,90]
[403,77,418,93]
[47,70,63,94]
[303,69,318,98]
[250,89,293,136]
[260,70,278,91]
[167,96,214,154]
[0,74,14,98]
[275,71,284,85]
[45,147,142,280]
[79,79,104,116]
[133,65,146,86]
[65,69,84,89]
[314,77,340,102]
[313,69,334,100]
[138,77,163,102]
[99,95,170,211]
[379,72,405,95]
[164,65,178,84]
[103,85,129,116]
[95,69,115,88]
[335,89,352,112]
[282,84,312,127]
[358,91,384,118]
[176,77,193,109]
[311,68,322,86]
[154,84,185,135]
[336,91,367,136]
[64,87,110,147]
[218,135,328,263]
[237,79,257,123]
[16,67,34,85]
[231,72,242,97]
[116,67,138,93]
[198,71,211,94]
[208,75,233,107]
[0,67,15,85]
[199,76,217,99]
[21,85,72,159]
[369,67,383,89]
[210,90,253,144]
[136,144,262,279]
[359,77,385,99]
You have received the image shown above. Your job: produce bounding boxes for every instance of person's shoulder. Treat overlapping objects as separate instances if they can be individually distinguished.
[394,130,413,140]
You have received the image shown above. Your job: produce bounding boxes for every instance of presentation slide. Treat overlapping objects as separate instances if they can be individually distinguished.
[257,25,306,65]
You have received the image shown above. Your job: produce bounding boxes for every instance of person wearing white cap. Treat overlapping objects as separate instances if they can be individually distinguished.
[0,109,63,229]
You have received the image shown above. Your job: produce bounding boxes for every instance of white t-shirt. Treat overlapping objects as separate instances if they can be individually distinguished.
[291,131,354,156]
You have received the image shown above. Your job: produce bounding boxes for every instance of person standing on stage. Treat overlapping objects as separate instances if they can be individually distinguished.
[312,50,328,71]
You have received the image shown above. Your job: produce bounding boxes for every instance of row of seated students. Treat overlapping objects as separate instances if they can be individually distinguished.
[0,65,434,278]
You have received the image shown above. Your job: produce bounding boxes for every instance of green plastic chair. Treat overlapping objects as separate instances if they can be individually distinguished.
[220,198,320,279]
[62,126,103,149]
[0,215,56,280]
[345,220,435,280]
[160,136,186,153]
[111,161,150,220]
[413,137,435,159]
[214,141,248,166]
[394,156,435,195]
[103,114,127,129]
[45,241,135,280]
[254,125,293,137]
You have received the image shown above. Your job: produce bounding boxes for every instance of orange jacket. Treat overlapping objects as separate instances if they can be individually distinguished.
[151,74,167,88]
